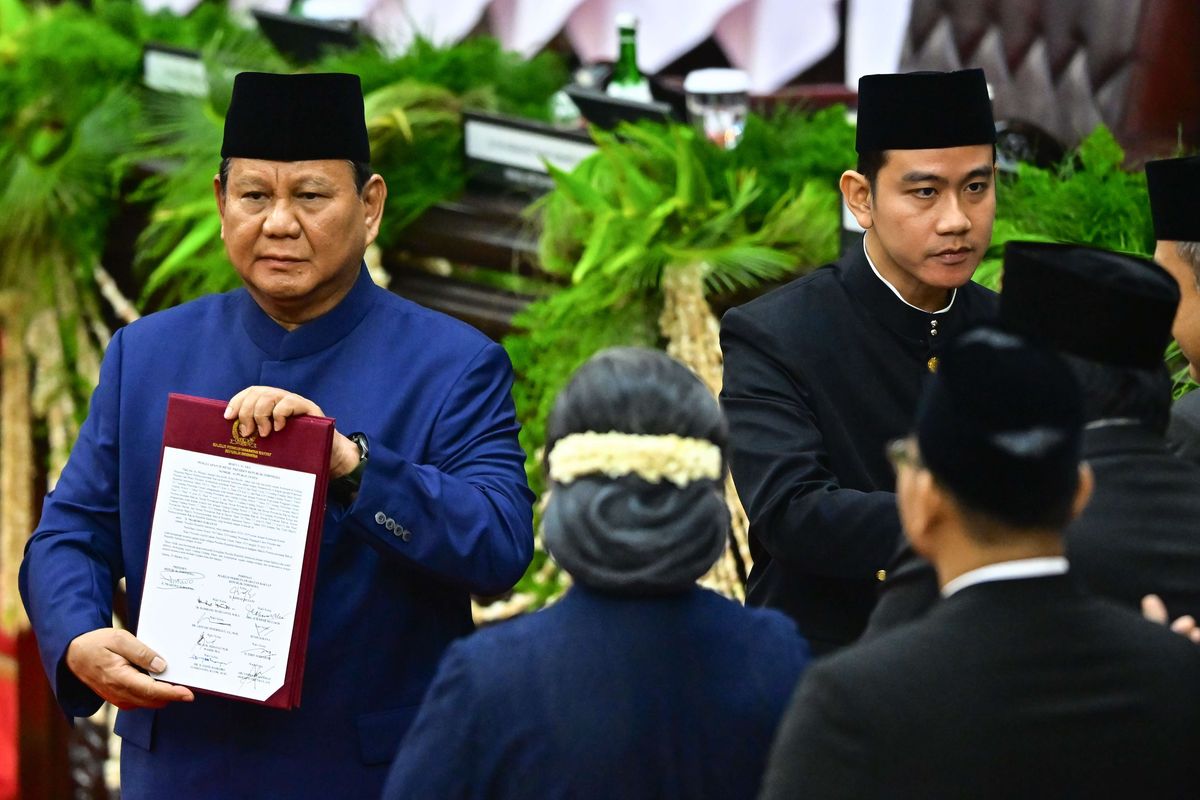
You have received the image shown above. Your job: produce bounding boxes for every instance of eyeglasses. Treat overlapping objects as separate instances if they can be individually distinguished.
[885,437,923,475]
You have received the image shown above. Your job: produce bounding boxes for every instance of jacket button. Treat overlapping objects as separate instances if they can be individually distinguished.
[385,518,396,531]
[400,529,412,542]
[374,511,387,525]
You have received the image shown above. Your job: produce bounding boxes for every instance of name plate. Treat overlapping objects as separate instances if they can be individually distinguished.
[143,44,208,97]
[464,111,597,193]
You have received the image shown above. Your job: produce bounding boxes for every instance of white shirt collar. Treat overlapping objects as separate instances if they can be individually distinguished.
[941,556,1069,598]
[862,236,957,315]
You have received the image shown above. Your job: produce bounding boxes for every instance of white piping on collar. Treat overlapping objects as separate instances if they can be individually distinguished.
[941,556,1069,598]
[863,236,957,315]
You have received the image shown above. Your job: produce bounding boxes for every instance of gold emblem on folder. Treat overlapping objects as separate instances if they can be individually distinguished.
[213,420,270,459]
[231,420,259,449]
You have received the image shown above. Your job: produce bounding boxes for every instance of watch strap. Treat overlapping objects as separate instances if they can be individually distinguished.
[330,431,368,505]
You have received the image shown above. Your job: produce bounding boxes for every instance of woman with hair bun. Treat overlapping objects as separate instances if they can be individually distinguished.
[383,347,810,799]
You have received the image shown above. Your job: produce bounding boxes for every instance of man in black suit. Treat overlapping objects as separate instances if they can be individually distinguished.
[866,241,1200,634]
[1146,156,1200,465]
[720,69,998,653]
[760,325,1200,800]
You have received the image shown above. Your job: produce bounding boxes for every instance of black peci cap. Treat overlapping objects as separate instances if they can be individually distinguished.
[1145,156,1200,242]
[998,241,1179,369]
[856,68,995,154]
[221,72,371,162]
[915,326,1083,528]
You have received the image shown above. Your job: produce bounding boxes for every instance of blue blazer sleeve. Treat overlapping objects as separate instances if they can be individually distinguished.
[337,341,535,596]
[720,307,900,577]
[19,328,128,718]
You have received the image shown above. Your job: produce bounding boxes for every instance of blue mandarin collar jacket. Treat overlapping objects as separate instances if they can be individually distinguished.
[20,265,535,798]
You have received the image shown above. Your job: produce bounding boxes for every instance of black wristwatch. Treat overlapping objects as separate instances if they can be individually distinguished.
[330,431,368,505]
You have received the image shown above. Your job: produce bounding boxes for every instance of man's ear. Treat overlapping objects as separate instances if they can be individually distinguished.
[900,469,940,556]
[1070,462,1095,521]
[213,174,226,240]
[839,170,874,230]
[361,174,387,246]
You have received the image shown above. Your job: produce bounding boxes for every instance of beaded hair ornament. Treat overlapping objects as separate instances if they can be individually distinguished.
[547,431,723,488]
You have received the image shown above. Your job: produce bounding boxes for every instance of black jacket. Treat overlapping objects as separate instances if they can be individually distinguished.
[762,575,1200,799]
[1167,389,1200,467]
[720,239,996,652]
[866,423,1200,636]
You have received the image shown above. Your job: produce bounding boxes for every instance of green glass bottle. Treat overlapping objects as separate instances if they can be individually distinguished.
[606,12,653,103]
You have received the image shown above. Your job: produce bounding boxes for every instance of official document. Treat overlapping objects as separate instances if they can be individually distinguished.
[137,394,332,707]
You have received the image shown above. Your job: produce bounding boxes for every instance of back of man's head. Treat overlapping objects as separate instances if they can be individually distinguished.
[1147,156,1200,379]
[998,241,1179,431]
[1061,354,1173,434]
[1145,161,1200,294]
[914,326,1084,535]
[1147,156,1200,247]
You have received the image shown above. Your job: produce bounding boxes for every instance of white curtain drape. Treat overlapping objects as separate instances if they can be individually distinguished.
[714,0,840,95]
[844,0,912,88]
[141,0,916,94]
[487,0,587,57]
[561,0,743,73]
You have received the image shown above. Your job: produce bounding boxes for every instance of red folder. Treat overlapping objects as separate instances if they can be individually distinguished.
[140,393,333,709]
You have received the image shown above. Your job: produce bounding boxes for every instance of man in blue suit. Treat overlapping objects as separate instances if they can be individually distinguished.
[19,72,534,799]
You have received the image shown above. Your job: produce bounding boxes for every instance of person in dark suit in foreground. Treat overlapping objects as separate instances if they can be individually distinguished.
[760,326,1200,800]
[866,241,1200,634]
[384,347,810,800]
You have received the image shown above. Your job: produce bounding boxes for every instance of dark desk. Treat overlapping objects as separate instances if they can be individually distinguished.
[386,190,562,341]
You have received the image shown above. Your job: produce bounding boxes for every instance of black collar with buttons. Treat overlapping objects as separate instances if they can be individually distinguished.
[837,242,991,371]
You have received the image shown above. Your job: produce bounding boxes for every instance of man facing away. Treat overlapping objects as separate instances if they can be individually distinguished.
[721,69,998,652]
[867,241,1200,632]
[1146,155,1200,464]
[19,72,534,799]
[760,326,1200,800]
